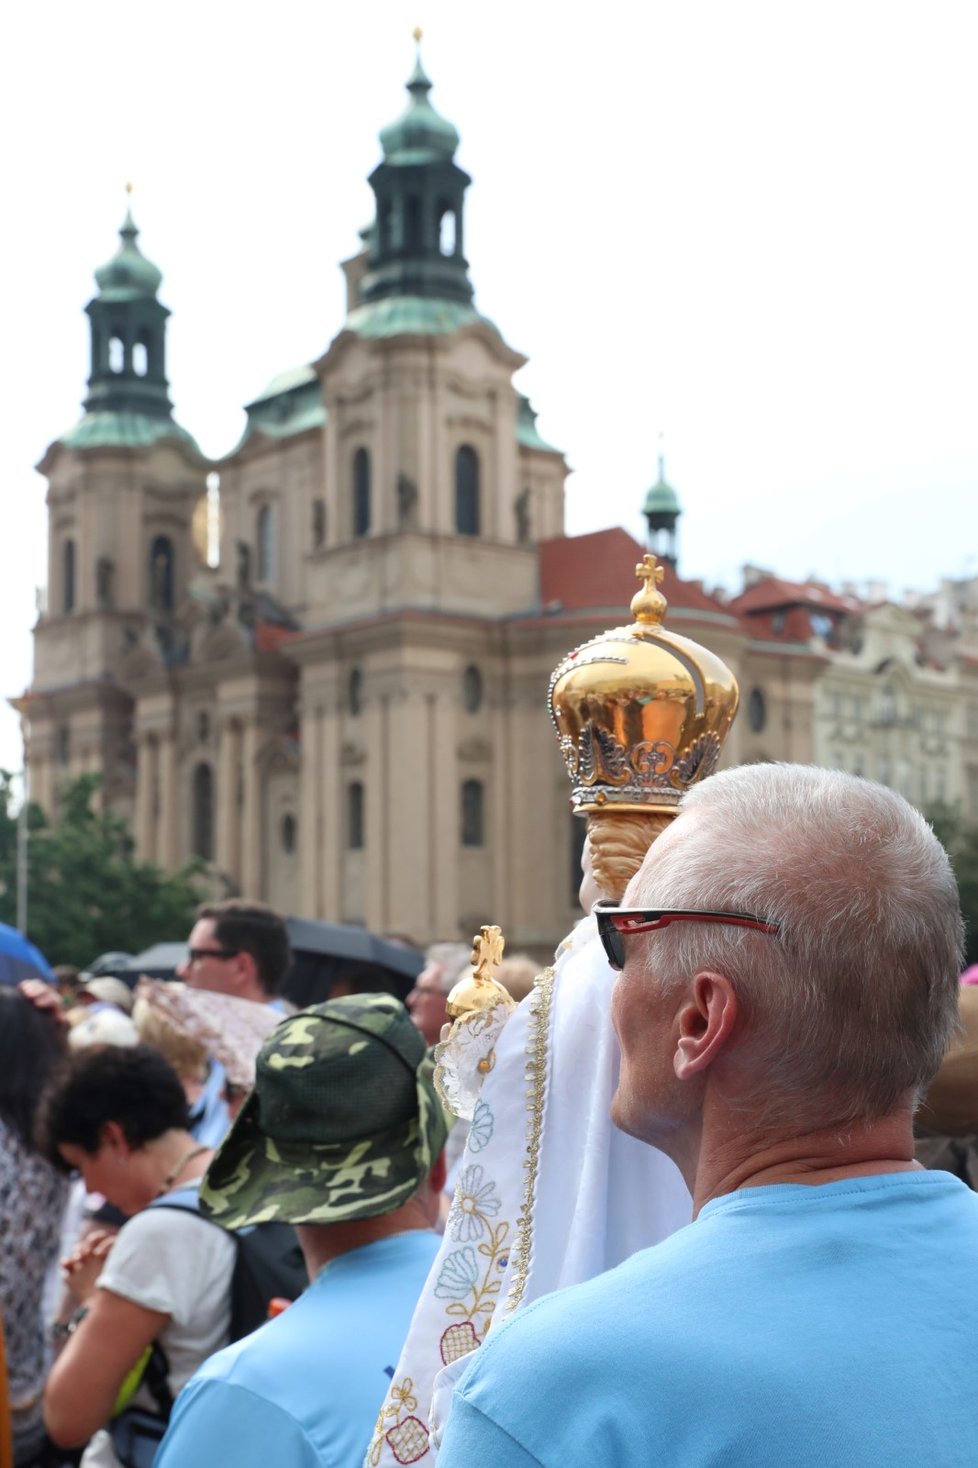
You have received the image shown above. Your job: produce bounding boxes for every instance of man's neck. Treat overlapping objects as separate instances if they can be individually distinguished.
[684,1100,920,1218]
[295,1197,434,1278]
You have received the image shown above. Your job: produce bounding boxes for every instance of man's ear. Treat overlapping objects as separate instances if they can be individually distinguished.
[673,972,738,1081]
[100,1119,130,1155]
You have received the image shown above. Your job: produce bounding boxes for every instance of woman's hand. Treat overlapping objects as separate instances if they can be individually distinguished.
[60,1229,116,1304]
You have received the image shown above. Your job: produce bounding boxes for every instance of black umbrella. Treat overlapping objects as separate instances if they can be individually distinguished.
[284,918,423,1009]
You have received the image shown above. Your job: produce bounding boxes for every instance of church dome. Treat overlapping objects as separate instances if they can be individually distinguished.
[94,211,163,301]
[379,55,460,164]
[643,469,680,517]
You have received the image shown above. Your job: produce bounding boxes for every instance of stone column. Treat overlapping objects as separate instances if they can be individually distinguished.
[239,722,261,897]
[134,735,156,863]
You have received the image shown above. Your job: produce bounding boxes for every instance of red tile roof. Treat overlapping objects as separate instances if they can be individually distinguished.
[731,576,861,616]
[537,528,730,618]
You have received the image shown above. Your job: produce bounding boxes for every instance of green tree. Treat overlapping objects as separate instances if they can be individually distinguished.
[926,801,978,968]
[0,772,204,967]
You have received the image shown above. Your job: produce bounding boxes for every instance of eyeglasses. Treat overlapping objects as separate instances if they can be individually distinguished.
[593,899,780,972]
[186,947,239,965]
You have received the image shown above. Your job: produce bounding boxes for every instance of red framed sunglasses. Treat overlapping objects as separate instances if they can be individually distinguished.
[593,899,780,971]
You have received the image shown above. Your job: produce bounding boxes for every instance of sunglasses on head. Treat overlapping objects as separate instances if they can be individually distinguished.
[592,898,780,972]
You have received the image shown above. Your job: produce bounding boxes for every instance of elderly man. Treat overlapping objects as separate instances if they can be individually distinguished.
[406,943,471,1047]
[154,994,447,1468]
[439,764,976,1467]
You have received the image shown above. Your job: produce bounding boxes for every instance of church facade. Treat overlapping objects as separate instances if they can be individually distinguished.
[30,53,971,954]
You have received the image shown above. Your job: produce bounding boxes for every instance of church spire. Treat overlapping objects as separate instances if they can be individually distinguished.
[359,41,474,308]
[643,445,682,570]
[83,196,174,421]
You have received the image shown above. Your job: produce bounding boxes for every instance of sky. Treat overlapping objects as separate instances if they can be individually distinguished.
[1,0,976,776]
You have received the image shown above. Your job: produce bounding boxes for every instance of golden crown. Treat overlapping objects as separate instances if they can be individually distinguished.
[548,554,739,815]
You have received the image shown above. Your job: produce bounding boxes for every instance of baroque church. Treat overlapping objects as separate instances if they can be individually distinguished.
[23,52,854,952]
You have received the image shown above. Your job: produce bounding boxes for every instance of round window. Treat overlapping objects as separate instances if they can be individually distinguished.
[748,688,767,734]
[462,665,483,714]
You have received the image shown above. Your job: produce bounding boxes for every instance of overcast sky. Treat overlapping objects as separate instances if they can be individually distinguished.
[1,0,975,777]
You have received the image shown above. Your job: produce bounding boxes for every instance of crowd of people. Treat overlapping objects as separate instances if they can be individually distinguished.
[3,560,977,1468]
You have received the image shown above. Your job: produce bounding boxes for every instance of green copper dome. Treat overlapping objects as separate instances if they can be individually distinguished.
[643,458,681,516]
[379,55,460,165]
[94,210,163,301]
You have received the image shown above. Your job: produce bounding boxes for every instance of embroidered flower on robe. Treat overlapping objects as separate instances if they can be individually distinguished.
[467,1100,494,1153]
[434,1246,480,1299]
[448,1164,502,1242]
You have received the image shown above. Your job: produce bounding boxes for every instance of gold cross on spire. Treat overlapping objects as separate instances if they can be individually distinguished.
[630,553,668,626]
[413,24,423,42]
[634,553,665,592]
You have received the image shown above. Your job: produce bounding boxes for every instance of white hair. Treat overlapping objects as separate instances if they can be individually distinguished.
[624,763,963,1129]
[424,943,472,993]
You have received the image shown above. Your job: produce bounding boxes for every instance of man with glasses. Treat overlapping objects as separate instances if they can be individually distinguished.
[178,899,292,1008]
[439,764,977,1467]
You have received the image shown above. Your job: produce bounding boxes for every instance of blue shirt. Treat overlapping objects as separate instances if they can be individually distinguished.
[154,1230,440,1468]
[440,1171,978,1467]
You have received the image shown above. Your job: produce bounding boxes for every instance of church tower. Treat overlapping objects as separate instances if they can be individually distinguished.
[27,205,208,820]
[643,454,682,570]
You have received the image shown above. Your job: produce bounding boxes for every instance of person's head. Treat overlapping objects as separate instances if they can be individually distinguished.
[0,989,67,1151]
[407,942,471,1046]
[608,764,963,1151]
[132,997,209,1087]
[76,976,135,1014]
[496,954,540,1005]
[200,994,448,1231]
[39,1044,190,1213]
[178,899,292,1002]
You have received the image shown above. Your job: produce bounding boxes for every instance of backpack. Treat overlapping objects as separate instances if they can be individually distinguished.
[108,1194,307,1467]
[154,1188,308,1341]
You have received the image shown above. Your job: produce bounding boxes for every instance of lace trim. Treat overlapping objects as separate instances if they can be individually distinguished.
[501,964,555,1316]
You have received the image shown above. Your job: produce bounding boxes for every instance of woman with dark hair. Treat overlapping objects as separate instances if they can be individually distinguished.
[0,988,69,1467]
[40,1046,236,1468]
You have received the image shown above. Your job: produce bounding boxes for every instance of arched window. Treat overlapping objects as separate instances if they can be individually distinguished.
[281,813,297,854]
[461,779,485,847]
[406,194,422,250]
[348,668,363,717]
[455,446,480,536]
[132,341,148,377]
[569,810,586,905]
[257,504,274,582]
[348,782,365,850]
[149,535,175,613]
[312,498,326,548]
[462,665,483,714]
[109,335,125,373]
[192,763,214,860]
[438,204,456,255]
[62,539,76,614]
[353,449,371,538]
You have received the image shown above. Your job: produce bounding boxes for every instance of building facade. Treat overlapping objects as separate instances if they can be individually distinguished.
[22,55,976,954]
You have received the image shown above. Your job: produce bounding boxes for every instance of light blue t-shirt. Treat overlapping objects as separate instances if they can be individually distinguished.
[154,1229,440,1468]
[441,1171,978,1467]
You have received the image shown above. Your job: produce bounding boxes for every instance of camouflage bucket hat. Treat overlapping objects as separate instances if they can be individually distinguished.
[199,994,448,1230]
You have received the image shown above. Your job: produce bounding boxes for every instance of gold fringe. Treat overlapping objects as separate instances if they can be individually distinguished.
[501,963,556,1316]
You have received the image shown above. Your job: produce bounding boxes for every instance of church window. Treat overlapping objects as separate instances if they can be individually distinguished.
[461,779,485,847]
[348,668,363,717]
[406,194,422,250]
[197,711,210,744]
[149,536,175,613]
[438,205,456,256]
[312,498,326,548]
[281,813,297,855]
[56,724,71,767]
[569,811,586,906]
[353,449,371,538]
[192,763,214,861]
[62,539,76,614]
[348,782,365,849]
[455,446,480,536]
[257,504,275,582]
[132,339,148,377]
[109,335,125,373]
[462,665,483,714]
[747,688,766,733]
